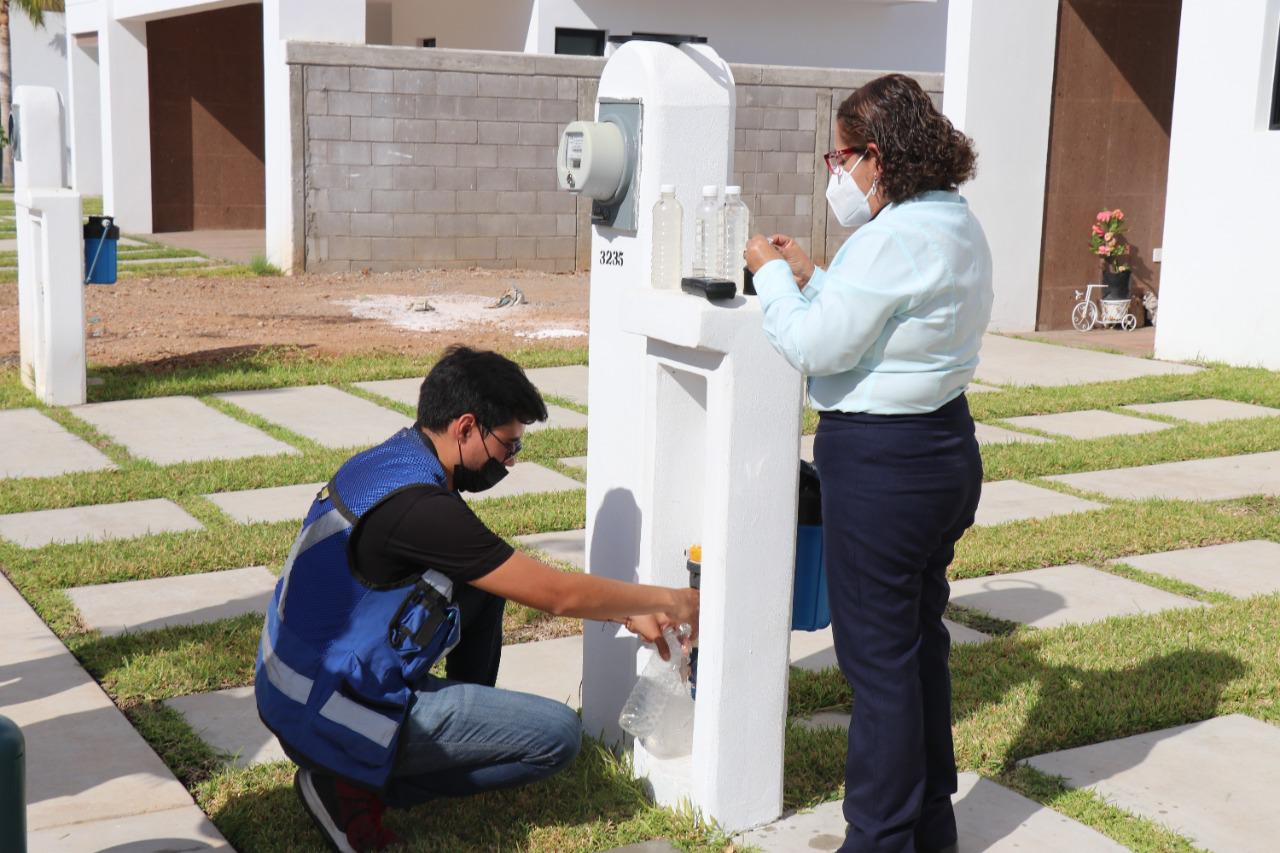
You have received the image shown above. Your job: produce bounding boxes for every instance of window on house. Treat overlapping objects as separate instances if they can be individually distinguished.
[607,32,708,48]
[555,27,606,57]
[1271,30,1280,130]
[421,38,437,48]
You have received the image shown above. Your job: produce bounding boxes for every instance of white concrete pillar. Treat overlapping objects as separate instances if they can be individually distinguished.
[13,85,85,406]
[943,0,1059,331]
[262,0,365,272]
[97,15,152,232]
[67,35,104,197]
[576,41,801,833]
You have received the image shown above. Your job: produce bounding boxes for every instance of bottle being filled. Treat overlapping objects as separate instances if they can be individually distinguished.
[722,186,750,291]
[618,623,694,759]
[650,185,683,290]
[692,185,724,279]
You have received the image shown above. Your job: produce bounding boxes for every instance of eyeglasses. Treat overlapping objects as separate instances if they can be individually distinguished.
[823,147,859,176]
[482,427,522,462]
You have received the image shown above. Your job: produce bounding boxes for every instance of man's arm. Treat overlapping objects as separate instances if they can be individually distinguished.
[470,550,699,635]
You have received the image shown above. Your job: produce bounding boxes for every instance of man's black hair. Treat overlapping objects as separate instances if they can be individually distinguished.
[416,345,548,432]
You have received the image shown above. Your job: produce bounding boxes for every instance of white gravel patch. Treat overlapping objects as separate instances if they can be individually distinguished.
[338,294,502,332]
[516,328,587,340]
[337,294,587,339]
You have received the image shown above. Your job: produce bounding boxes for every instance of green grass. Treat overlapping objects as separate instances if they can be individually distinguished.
[248,254,283,276]
[7,347,1280,850]
[0,345,588,410]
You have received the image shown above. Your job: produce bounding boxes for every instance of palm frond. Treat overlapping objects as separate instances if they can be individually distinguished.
[9,0,65,29]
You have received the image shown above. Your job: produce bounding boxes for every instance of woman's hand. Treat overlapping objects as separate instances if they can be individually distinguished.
[745,235,784,274]
[769,234,816,287]
[624,598,697,661]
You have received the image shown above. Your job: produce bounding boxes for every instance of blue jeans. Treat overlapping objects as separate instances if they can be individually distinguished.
[383,583,582,807]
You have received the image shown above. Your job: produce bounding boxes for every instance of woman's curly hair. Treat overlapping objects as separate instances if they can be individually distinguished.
[836,73,977,204]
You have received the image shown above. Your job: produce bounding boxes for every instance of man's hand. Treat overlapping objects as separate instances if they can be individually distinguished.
[768,234,816,287]
[624,613,673,660]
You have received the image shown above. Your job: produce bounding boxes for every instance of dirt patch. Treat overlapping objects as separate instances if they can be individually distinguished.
[0,268,589,367]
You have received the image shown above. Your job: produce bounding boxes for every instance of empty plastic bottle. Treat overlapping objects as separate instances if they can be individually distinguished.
[650,185,684,290]
[722,186,750,290]
[692,185,724,279]
[618,624,694,757]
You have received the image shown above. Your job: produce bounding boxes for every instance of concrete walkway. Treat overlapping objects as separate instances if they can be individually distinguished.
[0,575,229,851]
[143,229,265,265]
[975,334,1199,387]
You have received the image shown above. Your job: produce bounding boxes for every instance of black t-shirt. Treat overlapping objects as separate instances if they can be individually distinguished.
[349,440,514,588]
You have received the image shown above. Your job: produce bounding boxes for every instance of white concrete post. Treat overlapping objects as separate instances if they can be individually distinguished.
[943,0,1059,332]
[578,41,802,832]
[262,0,366,272]
[13,86,86,406]
[67,34,104,197]
[97,15,152,233]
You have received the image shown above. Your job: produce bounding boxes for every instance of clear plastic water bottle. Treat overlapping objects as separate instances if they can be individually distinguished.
[692,185,724,278]
[618,625,694,756]
[650,185,683,290]
[722,186,750,290]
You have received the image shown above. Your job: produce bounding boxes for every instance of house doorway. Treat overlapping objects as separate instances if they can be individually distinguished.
[1037,0,1183,330]
[146,4,265,232]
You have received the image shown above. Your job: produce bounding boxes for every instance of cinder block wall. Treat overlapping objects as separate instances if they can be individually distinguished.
[289,44,942,274]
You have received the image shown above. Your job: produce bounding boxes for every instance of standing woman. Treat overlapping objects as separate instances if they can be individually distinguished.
[746,74,992,853]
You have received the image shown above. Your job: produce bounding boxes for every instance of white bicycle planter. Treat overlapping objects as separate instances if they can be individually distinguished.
[1072,284,1137,332]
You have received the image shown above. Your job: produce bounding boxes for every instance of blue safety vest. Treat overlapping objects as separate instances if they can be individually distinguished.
[255,427,462,789]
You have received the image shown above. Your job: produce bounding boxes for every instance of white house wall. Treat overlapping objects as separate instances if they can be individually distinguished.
[942,0,1058,332]
[386,0,947,71]
[385,0,535,51]
[1156,0,1280,368]
[11,12,77,186]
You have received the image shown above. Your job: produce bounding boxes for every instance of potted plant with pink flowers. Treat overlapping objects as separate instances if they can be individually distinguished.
[1089,208,1131,299]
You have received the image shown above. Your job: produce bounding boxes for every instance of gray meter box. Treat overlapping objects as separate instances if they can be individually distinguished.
[594,100,642,231]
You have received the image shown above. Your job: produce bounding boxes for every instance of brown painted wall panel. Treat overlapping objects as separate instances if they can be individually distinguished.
[1037,0,1181,329]
[148,6,265,232]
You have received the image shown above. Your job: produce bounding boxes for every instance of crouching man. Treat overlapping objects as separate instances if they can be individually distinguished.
[256,346,698,852]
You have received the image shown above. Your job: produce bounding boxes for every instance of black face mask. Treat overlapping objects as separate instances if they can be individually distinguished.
[453,434,510,493]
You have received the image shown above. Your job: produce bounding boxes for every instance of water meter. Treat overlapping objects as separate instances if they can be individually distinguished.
[556,101,641,229]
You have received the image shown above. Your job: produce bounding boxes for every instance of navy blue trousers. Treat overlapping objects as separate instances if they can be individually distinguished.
[813,395,982,853]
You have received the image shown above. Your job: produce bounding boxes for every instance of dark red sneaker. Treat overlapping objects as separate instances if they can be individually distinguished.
[294,768,399,852]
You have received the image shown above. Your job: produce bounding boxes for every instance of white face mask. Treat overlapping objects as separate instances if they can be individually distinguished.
[825,153,878,229]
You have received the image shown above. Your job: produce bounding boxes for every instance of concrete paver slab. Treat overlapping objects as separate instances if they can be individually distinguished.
[974,481,1106,527]
[464,461,584,503]
[205,482,324,524]
[1025,714,1280,853]
[1122,398,1280,424]
[516,529,587,569]
[0,498,203,549]
[789,621,988,672]
[975,334,1199,387]
[560,454,588,470]
[968,383,1001,393]
[27,805,231,852]
[354,377,586,431]
[1046,451,1280,501]
[801,433,815,462]
[1002,409,1172,440]
[68,567,277,637]
[738,772,1125,852]
[525,364,589,406]
[0,576,214,833]
[949,564,1204,629]
[352,377,421,408]
[975,422,1052,445]
[498,634,585,706]
[0,408,116,478]
[216,385,409,448]
[1112,540,1280,597]
[167,686,288,768]
[75,395,298,464]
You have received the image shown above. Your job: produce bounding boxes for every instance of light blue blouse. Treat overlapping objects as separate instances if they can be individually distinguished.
[753,190,993,415]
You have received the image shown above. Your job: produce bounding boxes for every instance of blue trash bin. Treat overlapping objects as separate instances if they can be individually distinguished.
[84,215,119,285]
[792,460,830,631]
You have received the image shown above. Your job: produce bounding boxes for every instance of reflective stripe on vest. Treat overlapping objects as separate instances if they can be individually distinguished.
[319,693,398,748]
[259,619,313,705]
[277,506,350,618]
